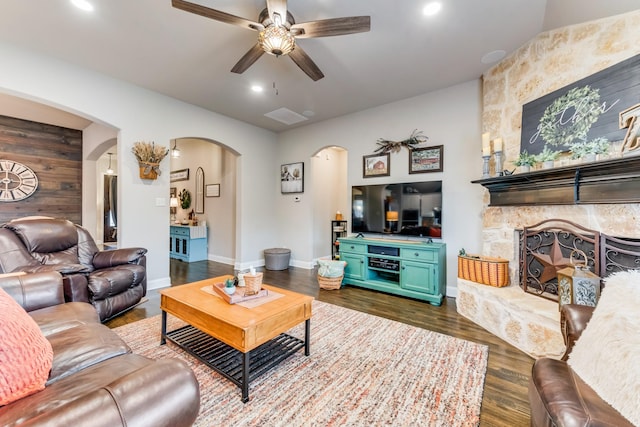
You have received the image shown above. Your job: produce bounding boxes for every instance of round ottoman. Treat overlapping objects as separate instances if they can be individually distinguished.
[264,248,291,270]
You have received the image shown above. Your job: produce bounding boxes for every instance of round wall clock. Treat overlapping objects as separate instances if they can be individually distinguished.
[0,159,39,202]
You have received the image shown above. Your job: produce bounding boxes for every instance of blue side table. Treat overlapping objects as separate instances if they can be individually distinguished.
[170,225,208,262]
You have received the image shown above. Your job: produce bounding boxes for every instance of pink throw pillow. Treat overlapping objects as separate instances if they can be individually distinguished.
[0,287,53,406]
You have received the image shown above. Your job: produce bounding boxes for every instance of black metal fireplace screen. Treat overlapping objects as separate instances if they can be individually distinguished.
[519,219,640,301]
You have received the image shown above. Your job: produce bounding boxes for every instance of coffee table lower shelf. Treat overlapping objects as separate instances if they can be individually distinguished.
[163,324,307,402]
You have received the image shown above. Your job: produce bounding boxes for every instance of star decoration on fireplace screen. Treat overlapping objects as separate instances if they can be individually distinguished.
[531,237,573,284]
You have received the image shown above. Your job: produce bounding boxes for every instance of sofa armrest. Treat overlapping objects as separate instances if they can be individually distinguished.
[560,304,595,361]
[13,357,200,427]
[0,271,65,311]
[92,248,147,269]
[17,263,90,275]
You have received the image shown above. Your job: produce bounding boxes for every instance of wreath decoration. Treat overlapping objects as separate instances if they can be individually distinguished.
[179,189,191,209]
[374,129,428,154]
[538,85,602,148]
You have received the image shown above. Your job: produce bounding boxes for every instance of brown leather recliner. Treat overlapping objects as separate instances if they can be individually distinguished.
[528,304,633,427]
[0,217,147,322]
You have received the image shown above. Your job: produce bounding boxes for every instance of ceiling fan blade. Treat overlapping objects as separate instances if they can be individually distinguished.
[266,0,288,24]
[290,16,370,38]
[231,43,266,74]
[288,46,324,81]
[172,0,264,31]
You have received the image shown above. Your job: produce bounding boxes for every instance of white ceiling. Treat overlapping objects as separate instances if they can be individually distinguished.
[0,0,637,132]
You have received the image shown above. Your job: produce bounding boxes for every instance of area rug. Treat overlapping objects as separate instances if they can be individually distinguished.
[113,301,488,426]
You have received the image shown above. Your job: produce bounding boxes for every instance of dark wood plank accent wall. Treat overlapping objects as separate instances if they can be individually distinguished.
[0,115,83,224]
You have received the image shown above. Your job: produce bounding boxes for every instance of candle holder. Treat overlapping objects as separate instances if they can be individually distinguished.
[482,155,491,178]
[494,150,503,177]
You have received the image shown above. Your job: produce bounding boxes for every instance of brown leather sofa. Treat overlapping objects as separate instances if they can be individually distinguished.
[0,271,200,427]
[528,304,633,427]
[0,217,147,321]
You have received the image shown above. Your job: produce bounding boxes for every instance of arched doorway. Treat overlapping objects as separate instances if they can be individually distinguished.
[169,137,239,265]
[310,146,348,261]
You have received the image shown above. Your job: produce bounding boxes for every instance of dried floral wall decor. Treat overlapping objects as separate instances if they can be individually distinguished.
[131,141,169,180]
[374,129,428,154]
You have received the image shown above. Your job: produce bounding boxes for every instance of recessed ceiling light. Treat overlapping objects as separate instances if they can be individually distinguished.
[481,50,506,64]
[71,0,94,12]
[423,2,442,16]
[251,85,263,93]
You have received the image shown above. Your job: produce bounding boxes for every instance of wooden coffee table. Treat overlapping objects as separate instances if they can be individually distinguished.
[159,275,313,402]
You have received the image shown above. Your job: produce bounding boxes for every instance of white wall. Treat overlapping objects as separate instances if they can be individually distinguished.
[277,80,485,295]
[0,41,278,288]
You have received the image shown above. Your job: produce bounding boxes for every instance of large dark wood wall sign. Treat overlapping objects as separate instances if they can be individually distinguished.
[0,115,82,224]
[520,53,640,155]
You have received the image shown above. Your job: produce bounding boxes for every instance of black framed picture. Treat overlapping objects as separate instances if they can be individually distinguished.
[206,184,220,197]
[409,145,443,174]
[281,162,304,193]
[170,168,189,182]
[363,153,390,178]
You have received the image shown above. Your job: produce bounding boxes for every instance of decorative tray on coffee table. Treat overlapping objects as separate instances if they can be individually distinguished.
[211,282,269,304]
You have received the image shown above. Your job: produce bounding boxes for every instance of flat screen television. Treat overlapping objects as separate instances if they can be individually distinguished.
[351,181,442,238]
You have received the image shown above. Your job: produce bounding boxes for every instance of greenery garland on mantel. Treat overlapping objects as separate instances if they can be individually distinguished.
[374,129,428,153]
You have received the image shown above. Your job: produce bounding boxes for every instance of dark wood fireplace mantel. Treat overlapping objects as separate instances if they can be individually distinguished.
[472,156,640,206]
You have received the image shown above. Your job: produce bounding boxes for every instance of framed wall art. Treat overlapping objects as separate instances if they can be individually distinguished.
[363,153,390,178]
[281,162,304,193]
[520,53,640,156]
[206,184,220,197]
[170,168,189,182]
[409,145,443,174]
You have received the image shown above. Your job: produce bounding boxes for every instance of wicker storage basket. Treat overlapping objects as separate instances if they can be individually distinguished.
[318,274,344,290]
[458,254,509,287]
[138,162,159,180]
[243,272,263,295]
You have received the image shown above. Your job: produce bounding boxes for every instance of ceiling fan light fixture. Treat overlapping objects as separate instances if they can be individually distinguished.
[259,25,295,56]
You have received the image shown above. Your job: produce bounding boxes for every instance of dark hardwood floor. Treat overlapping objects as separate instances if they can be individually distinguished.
[106,260,534,426]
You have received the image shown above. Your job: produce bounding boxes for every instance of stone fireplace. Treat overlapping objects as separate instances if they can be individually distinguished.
[457,10,640,359]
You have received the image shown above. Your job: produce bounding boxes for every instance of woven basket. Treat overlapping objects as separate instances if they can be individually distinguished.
[243,273,263,295]
[458,254,509,287]
[318,274,343,290]
[138,162,159,180]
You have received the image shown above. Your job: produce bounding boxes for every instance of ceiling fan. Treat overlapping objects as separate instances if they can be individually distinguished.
[171,0,371,81]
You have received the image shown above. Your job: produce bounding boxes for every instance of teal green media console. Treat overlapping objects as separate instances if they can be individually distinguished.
[338,236,446,305]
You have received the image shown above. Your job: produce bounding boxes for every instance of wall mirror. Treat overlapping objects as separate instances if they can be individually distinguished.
[195,167,204,214]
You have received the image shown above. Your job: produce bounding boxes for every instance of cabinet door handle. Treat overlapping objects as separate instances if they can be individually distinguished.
[360,260,364,264]
[401,266,405,270]
[415,252,420,257]
[350,245,355,249]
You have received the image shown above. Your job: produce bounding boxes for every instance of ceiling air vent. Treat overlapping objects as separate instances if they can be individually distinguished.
[264,108,308,125]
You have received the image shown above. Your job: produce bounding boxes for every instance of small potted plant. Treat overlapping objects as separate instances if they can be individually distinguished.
[513,150,537,173]
[535,146,560,169]
[224,277,236,295]
[569,138,610,163]
[588,137,610,161]
[569,141,590,160]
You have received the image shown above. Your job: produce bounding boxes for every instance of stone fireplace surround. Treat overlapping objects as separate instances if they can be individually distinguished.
[458,10,640,360]
[457,218,640,359]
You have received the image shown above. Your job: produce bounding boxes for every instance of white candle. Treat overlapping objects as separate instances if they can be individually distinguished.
[482,146,491,156]
[494,138,503,152]
[482,132,490,149]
